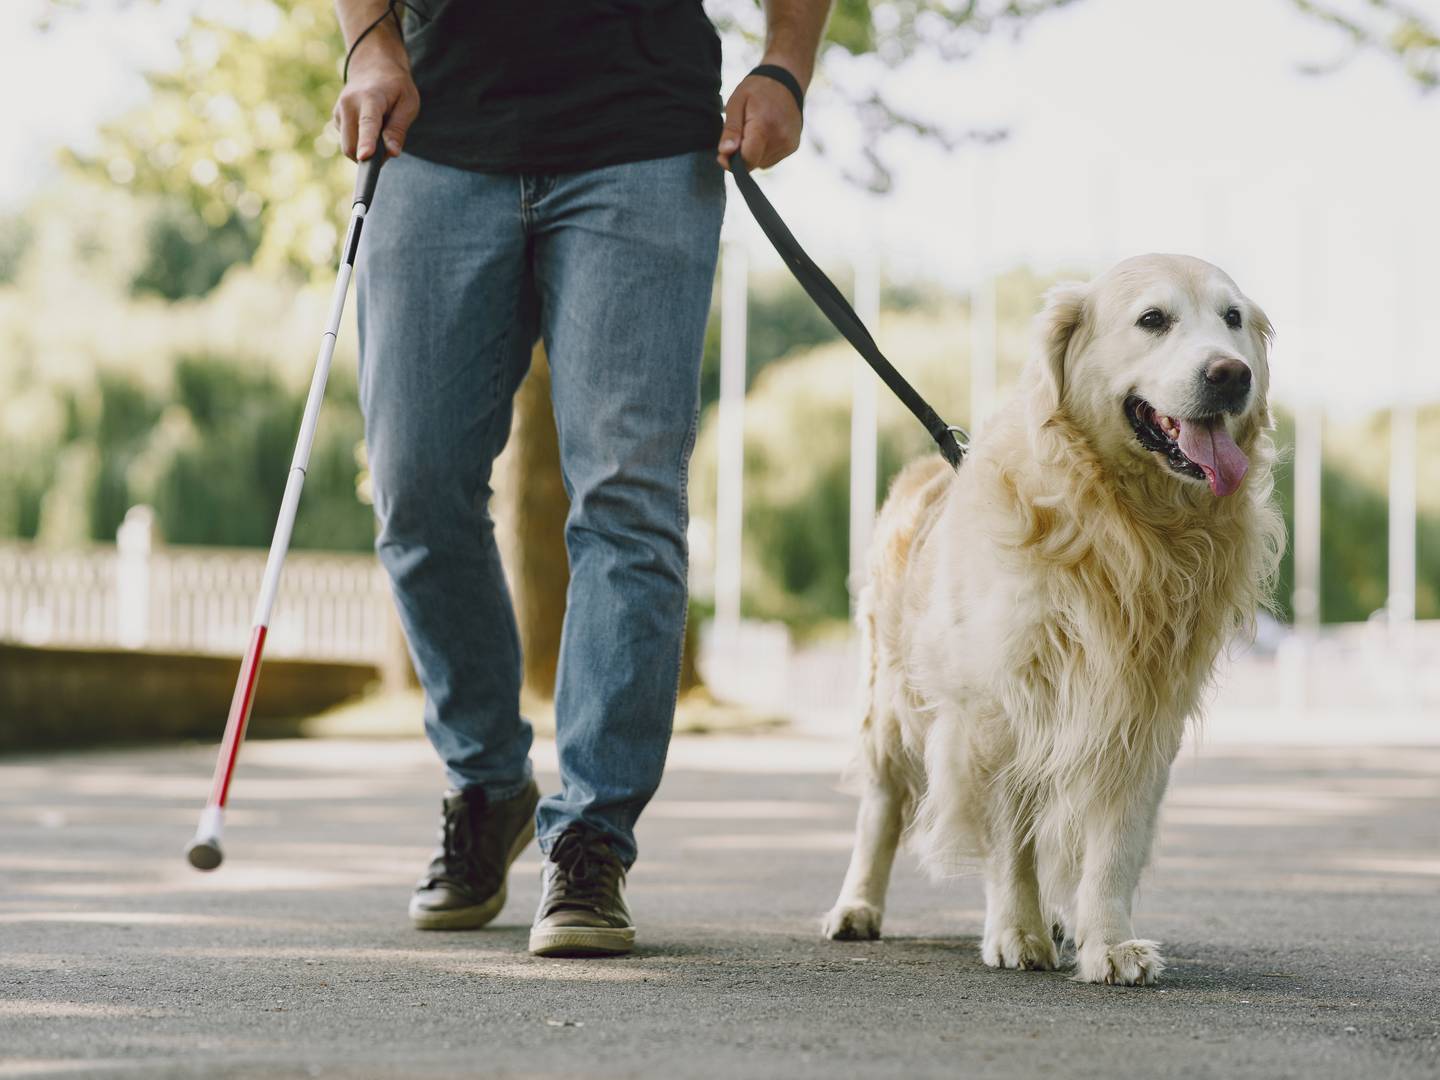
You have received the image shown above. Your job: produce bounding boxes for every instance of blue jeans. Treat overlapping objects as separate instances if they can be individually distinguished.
[356,150,724,867]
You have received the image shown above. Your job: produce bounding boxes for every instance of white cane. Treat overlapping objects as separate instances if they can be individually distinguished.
[186,147,389,871]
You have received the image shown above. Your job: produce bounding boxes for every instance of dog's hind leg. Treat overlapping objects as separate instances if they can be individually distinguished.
[823,591,906,942]
[1038,827,1080,949]
[822,774,905,940]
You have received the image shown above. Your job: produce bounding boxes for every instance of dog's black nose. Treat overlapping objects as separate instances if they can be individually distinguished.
[1197,356,1252,412]
[1204,356,1251,390]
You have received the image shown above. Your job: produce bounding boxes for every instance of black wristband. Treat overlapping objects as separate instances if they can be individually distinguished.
[749,64,805,114]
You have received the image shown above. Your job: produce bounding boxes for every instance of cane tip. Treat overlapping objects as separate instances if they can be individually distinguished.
[186,838,224,871]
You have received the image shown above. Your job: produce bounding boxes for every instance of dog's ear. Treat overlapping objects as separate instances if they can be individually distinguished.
[1245,298,1275,426]
[1032,281,1089,416]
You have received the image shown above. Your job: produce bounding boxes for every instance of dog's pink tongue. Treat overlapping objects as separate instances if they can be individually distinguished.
[1177,419,1248,497]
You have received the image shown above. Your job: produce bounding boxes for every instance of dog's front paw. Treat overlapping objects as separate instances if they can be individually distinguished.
[823,901,883,940]
[981,926,1059,971]
[1075,939,1164,986]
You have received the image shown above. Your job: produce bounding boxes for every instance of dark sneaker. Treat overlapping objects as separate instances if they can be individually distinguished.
[528,825,635,957]
[409,780,539,931]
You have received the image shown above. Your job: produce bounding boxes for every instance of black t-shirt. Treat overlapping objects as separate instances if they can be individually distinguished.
[400,0,724,174]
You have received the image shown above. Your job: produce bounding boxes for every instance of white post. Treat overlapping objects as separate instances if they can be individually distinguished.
[1388,237,1418,633]
[1388,411,1418,629]
[970,157,997,428]
[1292,402,1323,636]
[848,253,880,610]
[970,274,997,430]
[1281,400,1322,716]
[1281,203,1326,715]
[115,505,156,650]
[1386,238,1419,717]
[714,239,748,636]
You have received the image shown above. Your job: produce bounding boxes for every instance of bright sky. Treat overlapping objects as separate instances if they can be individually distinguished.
[5,0,1438,413]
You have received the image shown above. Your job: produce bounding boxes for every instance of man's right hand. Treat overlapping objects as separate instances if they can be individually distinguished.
[333,8,420,161]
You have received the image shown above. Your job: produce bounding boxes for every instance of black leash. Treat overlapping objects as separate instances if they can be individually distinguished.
[728,156,968,469]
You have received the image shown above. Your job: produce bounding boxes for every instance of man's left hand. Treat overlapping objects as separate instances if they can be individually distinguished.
[716,71,803,172]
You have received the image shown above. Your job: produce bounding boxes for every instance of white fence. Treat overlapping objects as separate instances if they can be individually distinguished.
[0,509,393,664]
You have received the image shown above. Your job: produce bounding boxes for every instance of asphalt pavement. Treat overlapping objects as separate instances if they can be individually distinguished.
[1,733,1437,1079]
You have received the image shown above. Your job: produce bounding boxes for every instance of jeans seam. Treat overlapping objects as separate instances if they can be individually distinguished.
[668,402,701,716]
[677,403,699,535]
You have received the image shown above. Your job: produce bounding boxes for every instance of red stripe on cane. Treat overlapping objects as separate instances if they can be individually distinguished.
[208,624,268,809]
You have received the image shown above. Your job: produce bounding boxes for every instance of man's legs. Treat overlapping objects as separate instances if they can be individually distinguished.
[529,151,725,867]
[356,152,537,799]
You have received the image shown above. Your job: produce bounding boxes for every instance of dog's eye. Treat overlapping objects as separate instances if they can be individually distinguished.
[1224,307,1243,329]
[1136,309,1169,333]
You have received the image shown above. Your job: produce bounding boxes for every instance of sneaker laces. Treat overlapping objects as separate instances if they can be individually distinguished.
[547,827,621,908]
[425,793,493,890]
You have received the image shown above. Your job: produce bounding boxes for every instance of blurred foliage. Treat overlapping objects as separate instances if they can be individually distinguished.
[65,0,355,282]
[694,306,978,626]
[143,357,372,549]
[131,203,260,300]
[1293,0,1440,89]
[698,271,947,409]
[4,351,373,552]
[0,175,371,552]
[1270,409,1440,623]
[0,216,34,286]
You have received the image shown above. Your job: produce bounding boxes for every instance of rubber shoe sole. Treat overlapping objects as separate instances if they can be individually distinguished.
[409,818,536,931]
[528,924,636,958]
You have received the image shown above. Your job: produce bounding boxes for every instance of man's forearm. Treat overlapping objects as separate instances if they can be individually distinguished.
[332,0,421,159]
[335,0,409,68]
[761,0,832,90]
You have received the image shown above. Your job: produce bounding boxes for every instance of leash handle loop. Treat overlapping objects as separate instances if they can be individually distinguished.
[748,64,805,113]
[727,156,965,469]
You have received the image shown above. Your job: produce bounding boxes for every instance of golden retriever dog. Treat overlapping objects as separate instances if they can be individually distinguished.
[822,254,1285,985]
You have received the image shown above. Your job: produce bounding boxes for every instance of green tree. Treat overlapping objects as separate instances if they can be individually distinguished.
[133,357,372,550]
[12,357,374,551]
[0,216,33,286]
[65,1,356,281]
[130,203,260,301]
[1293,0,1439,89]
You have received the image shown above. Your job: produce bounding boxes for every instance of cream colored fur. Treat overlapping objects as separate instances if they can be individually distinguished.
[822,254,1285,986]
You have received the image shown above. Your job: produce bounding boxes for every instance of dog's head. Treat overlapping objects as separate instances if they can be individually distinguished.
[1030,254,1273,498]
